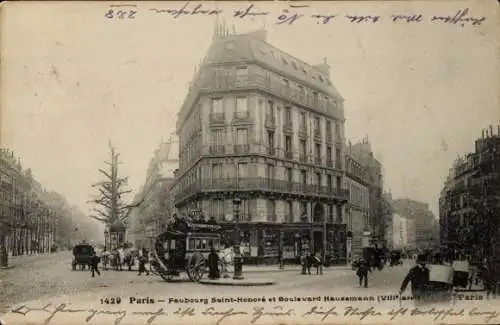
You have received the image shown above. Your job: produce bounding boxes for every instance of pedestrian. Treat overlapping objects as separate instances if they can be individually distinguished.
[90,252,101,278]
[399,254,430,305]
[356,258,371,288]
[137,251,150,276]
[208,247,220,280]
[300,251,308,275]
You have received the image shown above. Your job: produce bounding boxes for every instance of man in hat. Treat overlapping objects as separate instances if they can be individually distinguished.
[399,254,430,304]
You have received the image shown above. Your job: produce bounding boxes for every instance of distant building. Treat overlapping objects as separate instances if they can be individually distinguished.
[171,26,350,263]
[392,198,437,250]
[348,138,385,247]
[344,143,370,257]
[386,212,416,251]
[130,135,179,249]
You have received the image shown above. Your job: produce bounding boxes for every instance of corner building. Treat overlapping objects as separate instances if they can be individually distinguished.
[173,28,349,264]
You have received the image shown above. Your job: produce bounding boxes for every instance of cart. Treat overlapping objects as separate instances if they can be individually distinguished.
[149,216,222,282]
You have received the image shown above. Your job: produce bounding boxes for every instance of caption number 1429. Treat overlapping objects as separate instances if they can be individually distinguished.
[105,8,137,19]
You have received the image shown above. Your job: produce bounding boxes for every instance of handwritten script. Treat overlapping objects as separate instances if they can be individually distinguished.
[103,2,487,27]
[10,303,500,325]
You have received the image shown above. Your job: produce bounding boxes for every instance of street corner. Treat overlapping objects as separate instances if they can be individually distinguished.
[198,277,276,286]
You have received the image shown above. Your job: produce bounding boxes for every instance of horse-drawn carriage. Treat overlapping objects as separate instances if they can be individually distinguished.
[149,216,223,282]
[72,243,95,271]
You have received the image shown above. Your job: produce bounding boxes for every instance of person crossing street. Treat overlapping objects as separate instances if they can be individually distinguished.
[137,250,149,276]
[356,258,371,288]
[90,252,101,278]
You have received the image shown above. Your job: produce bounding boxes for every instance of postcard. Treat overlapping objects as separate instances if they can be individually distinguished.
[0,1,499,324]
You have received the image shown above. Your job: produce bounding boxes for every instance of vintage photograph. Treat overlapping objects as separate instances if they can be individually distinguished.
[0,1,498,324]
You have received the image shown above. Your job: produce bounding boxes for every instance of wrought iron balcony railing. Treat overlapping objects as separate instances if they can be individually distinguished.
[209,145,225,155]
[174,177,350,203]
[209,112,225,123]
[234,145,250,154]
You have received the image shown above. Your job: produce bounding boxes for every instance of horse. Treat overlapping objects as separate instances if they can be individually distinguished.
[101,251,111,271]
[123,249,139,271]
[110,250,123,271]
[218,247,234,277]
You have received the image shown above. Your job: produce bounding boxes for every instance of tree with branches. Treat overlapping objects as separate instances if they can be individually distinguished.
[89,142,141,227]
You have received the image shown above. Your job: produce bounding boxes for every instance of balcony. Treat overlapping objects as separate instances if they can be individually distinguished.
[234,144,250,154]
[264,115,276,129]
[314,156,322,165]
[209,145,225,155]
[283,121,293,134]
[267,147,276,156]
[234,111,251,121]
[285,151,294,160]
[326,132,333,144]
[314,129,321,141]
[326,159,334,168]
[209,112,225,126]
[298,126,308,138]
[299,154,308,163]
[174,177,350,204]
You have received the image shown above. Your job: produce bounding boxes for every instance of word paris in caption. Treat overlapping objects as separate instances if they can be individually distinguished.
[103,3,486,27]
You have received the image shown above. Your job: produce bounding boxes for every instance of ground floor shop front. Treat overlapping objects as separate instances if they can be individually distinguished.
[218,222,348,265]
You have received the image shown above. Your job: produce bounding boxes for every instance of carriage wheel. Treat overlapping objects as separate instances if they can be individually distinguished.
[187,252,206,282]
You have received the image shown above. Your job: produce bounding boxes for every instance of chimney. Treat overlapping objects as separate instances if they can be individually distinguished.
[486,129,489,137]
[490,125,494,137]
[482,129,485,138]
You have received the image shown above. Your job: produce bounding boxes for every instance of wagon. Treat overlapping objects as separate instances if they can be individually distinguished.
[149,216,222,282]
[72,243,95,271]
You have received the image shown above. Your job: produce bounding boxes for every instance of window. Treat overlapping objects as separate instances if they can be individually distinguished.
[268,200,276,221]
[285,136,292,152]
[281,57,288,65]
[236,128,248,145]
[315,143,321,158]
[319,75,324,82]
[286,168,293,182]
[314,117,320,130]
[268,100,275,118]
[284,107,292,124]
[336,149,341,168]
[315,172,321,187]
[326,121,332,135]
[212,98,223,113]
[292,62,297,69]
[327,175,332,190]
[286,201,293,222]
[235,97,248,117]
[238,163,248,178]
[313,92,318,104]
[327,146,332,161]
[328,204,334,223]
[300,112,306,128]
[300,140,306,156]
[301,201,308,220]
[211,129,224,145]
[266,164,275,180]
[236,67,248,78]
[267,131,275,149]
[335,122,341,139]
[212,164,223,180]
[301,170,307,185]
[336,176,341,189]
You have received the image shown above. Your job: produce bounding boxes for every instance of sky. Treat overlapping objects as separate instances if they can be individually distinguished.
[1,1,498,220]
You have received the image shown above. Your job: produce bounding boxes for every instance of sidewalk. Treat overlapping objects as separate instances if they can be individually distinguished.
[234,264,351,273]
[2,251,69,269]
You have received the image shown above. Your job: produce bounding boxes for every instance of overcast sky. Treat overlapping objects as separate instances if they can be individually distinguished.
[1,1,498,221]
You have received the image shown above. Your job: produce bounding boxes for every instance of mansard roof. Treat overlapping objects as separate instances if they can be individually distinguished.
[203,31,343,100]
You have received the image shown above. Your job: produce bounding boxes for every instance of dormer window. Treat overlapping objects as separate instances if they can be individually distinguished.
[292,62,298,69]
[282,57,288,65]
[301,67,307,75]
[319,75,324,82]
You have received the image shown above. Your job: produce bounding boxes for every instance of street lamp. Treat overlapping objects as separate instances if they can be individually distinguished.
[232,198,244,280]
[104,229,109,250]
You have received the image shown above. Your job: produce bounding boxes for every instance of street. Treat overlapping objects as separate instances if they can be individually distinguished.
[1,253,414,312]
[3,255,499,325]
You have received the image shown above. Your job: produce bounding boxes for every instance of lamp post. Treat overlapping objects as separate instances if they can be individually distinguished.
[232,198,244,280]
[104,229,109,250]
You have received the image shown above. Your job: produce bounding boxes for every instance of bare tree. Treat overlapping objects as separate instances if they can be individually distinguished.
[89,142,141,226]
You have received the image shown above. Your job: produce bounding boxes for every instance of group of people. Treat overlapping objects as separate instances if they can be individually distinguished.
[352,252,497,302]
[86,246,151,278]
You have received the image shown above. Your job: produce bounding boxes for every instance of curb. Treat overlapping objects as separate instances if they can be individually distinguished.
[199,279,276,286]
